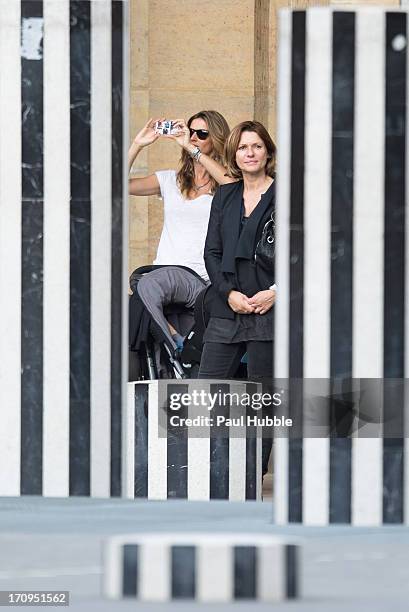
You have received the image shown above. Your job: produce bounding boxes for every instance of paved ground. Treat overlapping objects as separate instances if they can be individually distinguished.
[0,497,408,611]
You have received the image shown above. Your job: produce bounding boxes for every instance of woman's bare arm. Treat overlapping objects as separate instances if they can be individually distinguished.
[129,173,161,196]
[128,119,162,196]
[188,146,236,185]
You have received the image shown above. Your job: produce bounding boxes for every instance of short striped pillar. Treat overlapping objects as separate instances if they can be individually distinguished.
[104,533,299,603]
[124,381,263,500]
[274,7,409,524]
[0,1,128,498]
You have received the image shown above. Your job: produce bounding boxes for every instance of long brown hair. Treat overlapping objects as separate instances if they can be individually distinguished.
[177,110,230,197]
[224,120,276,179]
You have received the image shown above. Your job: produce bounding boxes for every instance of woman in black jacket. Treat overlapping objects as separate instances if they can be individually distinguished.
[198,120,276,381]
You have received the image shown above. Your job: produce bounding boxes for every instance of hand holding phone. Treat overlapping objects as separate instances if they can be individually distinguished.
[154,120,180,136]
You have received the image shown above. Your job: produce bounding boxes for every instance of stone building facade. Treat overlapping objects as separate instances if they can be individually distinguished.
[129,0,402,275]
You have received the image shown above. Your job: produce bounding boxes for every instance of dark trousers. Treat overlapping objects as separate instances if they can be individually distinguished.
[199,341,273,475]
[199,340,273,380]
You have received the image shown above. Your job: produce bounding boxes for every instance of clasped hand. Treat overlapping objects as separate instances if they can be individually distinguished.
[227,289,276,315]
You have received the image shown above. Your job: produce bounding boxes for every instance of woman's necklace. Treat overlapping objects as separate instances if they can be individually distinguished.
[193,177,211,192]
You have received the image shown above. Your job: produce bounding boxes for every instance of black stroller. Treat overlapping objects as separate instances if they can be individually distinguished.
[128,265,211,380]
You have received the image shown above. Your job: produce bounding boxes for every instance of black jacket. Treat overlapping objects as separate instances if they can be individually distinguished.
[204,180,275,319]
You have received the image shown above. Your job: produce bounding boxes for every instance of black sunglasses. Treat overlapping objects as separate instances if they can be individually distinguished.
[189,128,209,140]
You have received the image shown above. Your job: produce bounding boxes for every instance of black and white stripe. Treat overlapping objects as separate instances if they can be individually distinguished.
[104,534,299,602]
[124,381,263,501]
[275,7,408,525]
[0,0,128,498]
[20,0,44,497]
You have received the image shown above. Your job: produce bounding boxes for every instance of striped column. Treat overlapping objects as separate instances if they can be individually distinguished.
[274,7,408,524]
[104,533,299,602]
[0,0,128,498]
[124,381,263,500]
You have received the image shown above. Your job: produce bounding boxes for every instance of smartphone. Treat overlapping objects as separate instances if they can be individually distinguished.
[154,120,179,135]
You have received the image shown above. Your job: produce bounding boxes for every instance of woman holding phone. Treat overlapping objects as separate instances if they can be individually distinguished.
[128,110,233,353]
[129,110,233,279]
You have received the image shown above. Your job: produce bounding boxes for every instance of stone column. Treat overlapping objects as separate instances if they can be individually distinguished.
[274,5,408,525]
[0,0,129,498]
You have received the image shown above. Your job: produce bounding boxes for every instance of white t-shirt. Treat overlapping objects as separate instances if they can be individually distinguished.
[153,170,212,280]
